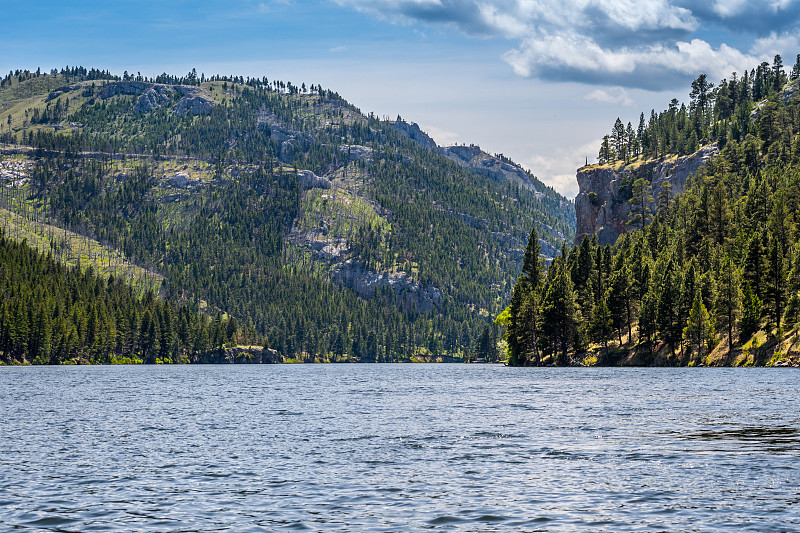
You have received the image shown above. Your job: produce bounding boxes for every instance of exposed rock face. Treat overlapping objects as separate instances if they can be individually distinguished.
[752,78,800,118]
[390,120,438,150]
[339,144,373,161]
[46,85,80,101]
[331,259,442,312]
[441,145,540,191]
[100,81,215,115]
[575,145,718,245]
[164,172,199,188]
[197,346,280,364]
[296,170,331,190]
[390,121,543,193]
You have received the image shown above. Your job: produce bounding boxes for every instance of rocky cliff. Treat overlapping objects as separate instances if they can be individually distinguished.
[575,145,718,245]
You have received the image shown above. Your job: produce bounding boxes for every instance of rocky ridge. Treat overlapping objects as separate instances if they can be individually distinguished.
[390,120,545,194]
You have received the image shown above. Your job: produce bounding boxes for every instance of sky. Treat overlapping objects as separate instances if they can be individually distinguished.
[3,0,800,197]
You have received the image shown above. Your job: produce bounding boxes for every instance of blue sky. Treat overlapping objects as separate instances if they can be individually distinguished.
[4,0,800,197]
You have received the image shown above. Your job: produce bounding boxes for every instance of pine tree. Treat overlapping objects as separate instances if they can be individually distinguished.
[628,178,654,231]
[612,118,626,161]
[684,291,713,359]
[506,277,529,366]
[638,289,658,354]
[656,260,681,356]
[540,259,578,365]
[743,233,766,299]
[765,234,786,331]
[791,54,800,81]
[591,296,612,363]
[740,282,762,340]
[598,135,613,164]
[522,227,544,289]
[607,265,633,344]
[657,181,672,216]
[714,255,741,355]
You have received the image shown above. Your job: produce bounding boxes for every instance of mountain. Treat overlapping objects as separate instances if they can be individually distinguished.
[505,56,800,368]
[0,66,574,362]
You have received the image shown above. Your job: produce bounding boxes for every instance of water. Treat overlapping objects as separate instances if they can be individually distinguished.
[1,365,798,532]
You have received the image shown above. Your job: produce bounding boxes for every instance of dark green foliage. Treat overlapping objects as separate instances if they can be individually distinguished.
[1,67,576,362]
[0,232,240,364]
[628,178,653,231]
[597,63,797,161]
[540,254,578,365]
[505,57,800,365]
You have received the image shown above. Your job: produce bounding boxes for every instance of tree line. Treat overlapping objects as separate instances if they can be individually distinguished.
[598,54,800,164]
[0,231,245,364]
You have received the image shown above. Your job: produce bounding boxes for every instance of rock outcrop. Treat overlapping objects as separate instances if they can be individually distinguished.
[46,85,80,101]
[339,144,373,161]
[390,120,438,150]
[441,145,541,192]
[196,346,280,364]
[100,81,215,115]
[575,145,718,245]
[296,170,331,190]
[390,121,545,193]
[163,172,199,188]
[331,259,442,312]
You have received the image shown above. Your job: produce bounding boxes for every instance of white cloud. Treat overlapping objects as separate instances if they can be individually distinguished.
[523,138,603,198]
[419,123,460,146]
[749,31,800,59]
[335,0,800,88]
[710,0,749,17]
[585,87,634,106]
[504,35,759,88]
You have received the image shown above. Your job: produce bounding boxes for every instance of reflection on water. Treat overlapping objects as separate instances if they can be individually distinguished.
[684,426,800,453]
[0,365,798,532]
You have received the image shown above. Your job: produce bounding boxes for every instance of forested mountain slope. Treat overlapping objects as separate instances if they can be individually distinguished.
[0,66,574,361]
[505,54,800,368]
[0,231,245,364]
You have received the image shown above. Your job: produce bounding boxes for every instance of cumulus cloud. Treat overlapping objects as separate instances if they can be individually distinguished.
[524,138,602,198]
[420,123,461,146]
[335,0,800,88]
[585,87,634,106]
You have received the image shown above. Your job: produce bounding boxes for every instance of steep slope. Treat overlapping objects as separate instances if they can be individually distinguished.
[0,67,575,361]
[0,230,243,365]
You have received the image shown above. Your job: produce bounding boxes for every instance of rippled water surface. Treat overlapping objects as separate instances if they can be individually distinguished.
[1,365,798,531]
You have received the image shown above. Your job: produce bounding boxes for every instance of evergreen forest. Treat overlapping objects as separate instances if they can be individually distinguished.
[0,231,244,364]
[0,66,573,363]
[504,54,800,367]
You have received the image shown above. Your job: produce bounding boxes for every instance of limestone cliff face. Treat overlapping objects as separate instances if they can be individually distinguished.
[575,145,718,245]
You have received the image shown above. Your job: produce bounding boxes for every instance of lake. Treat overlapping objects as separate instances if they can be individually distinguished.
[1,365,798,531]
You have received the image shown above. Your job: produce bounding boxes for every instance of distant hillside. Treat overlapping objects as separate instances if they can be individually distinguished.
[0,66,574,362]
